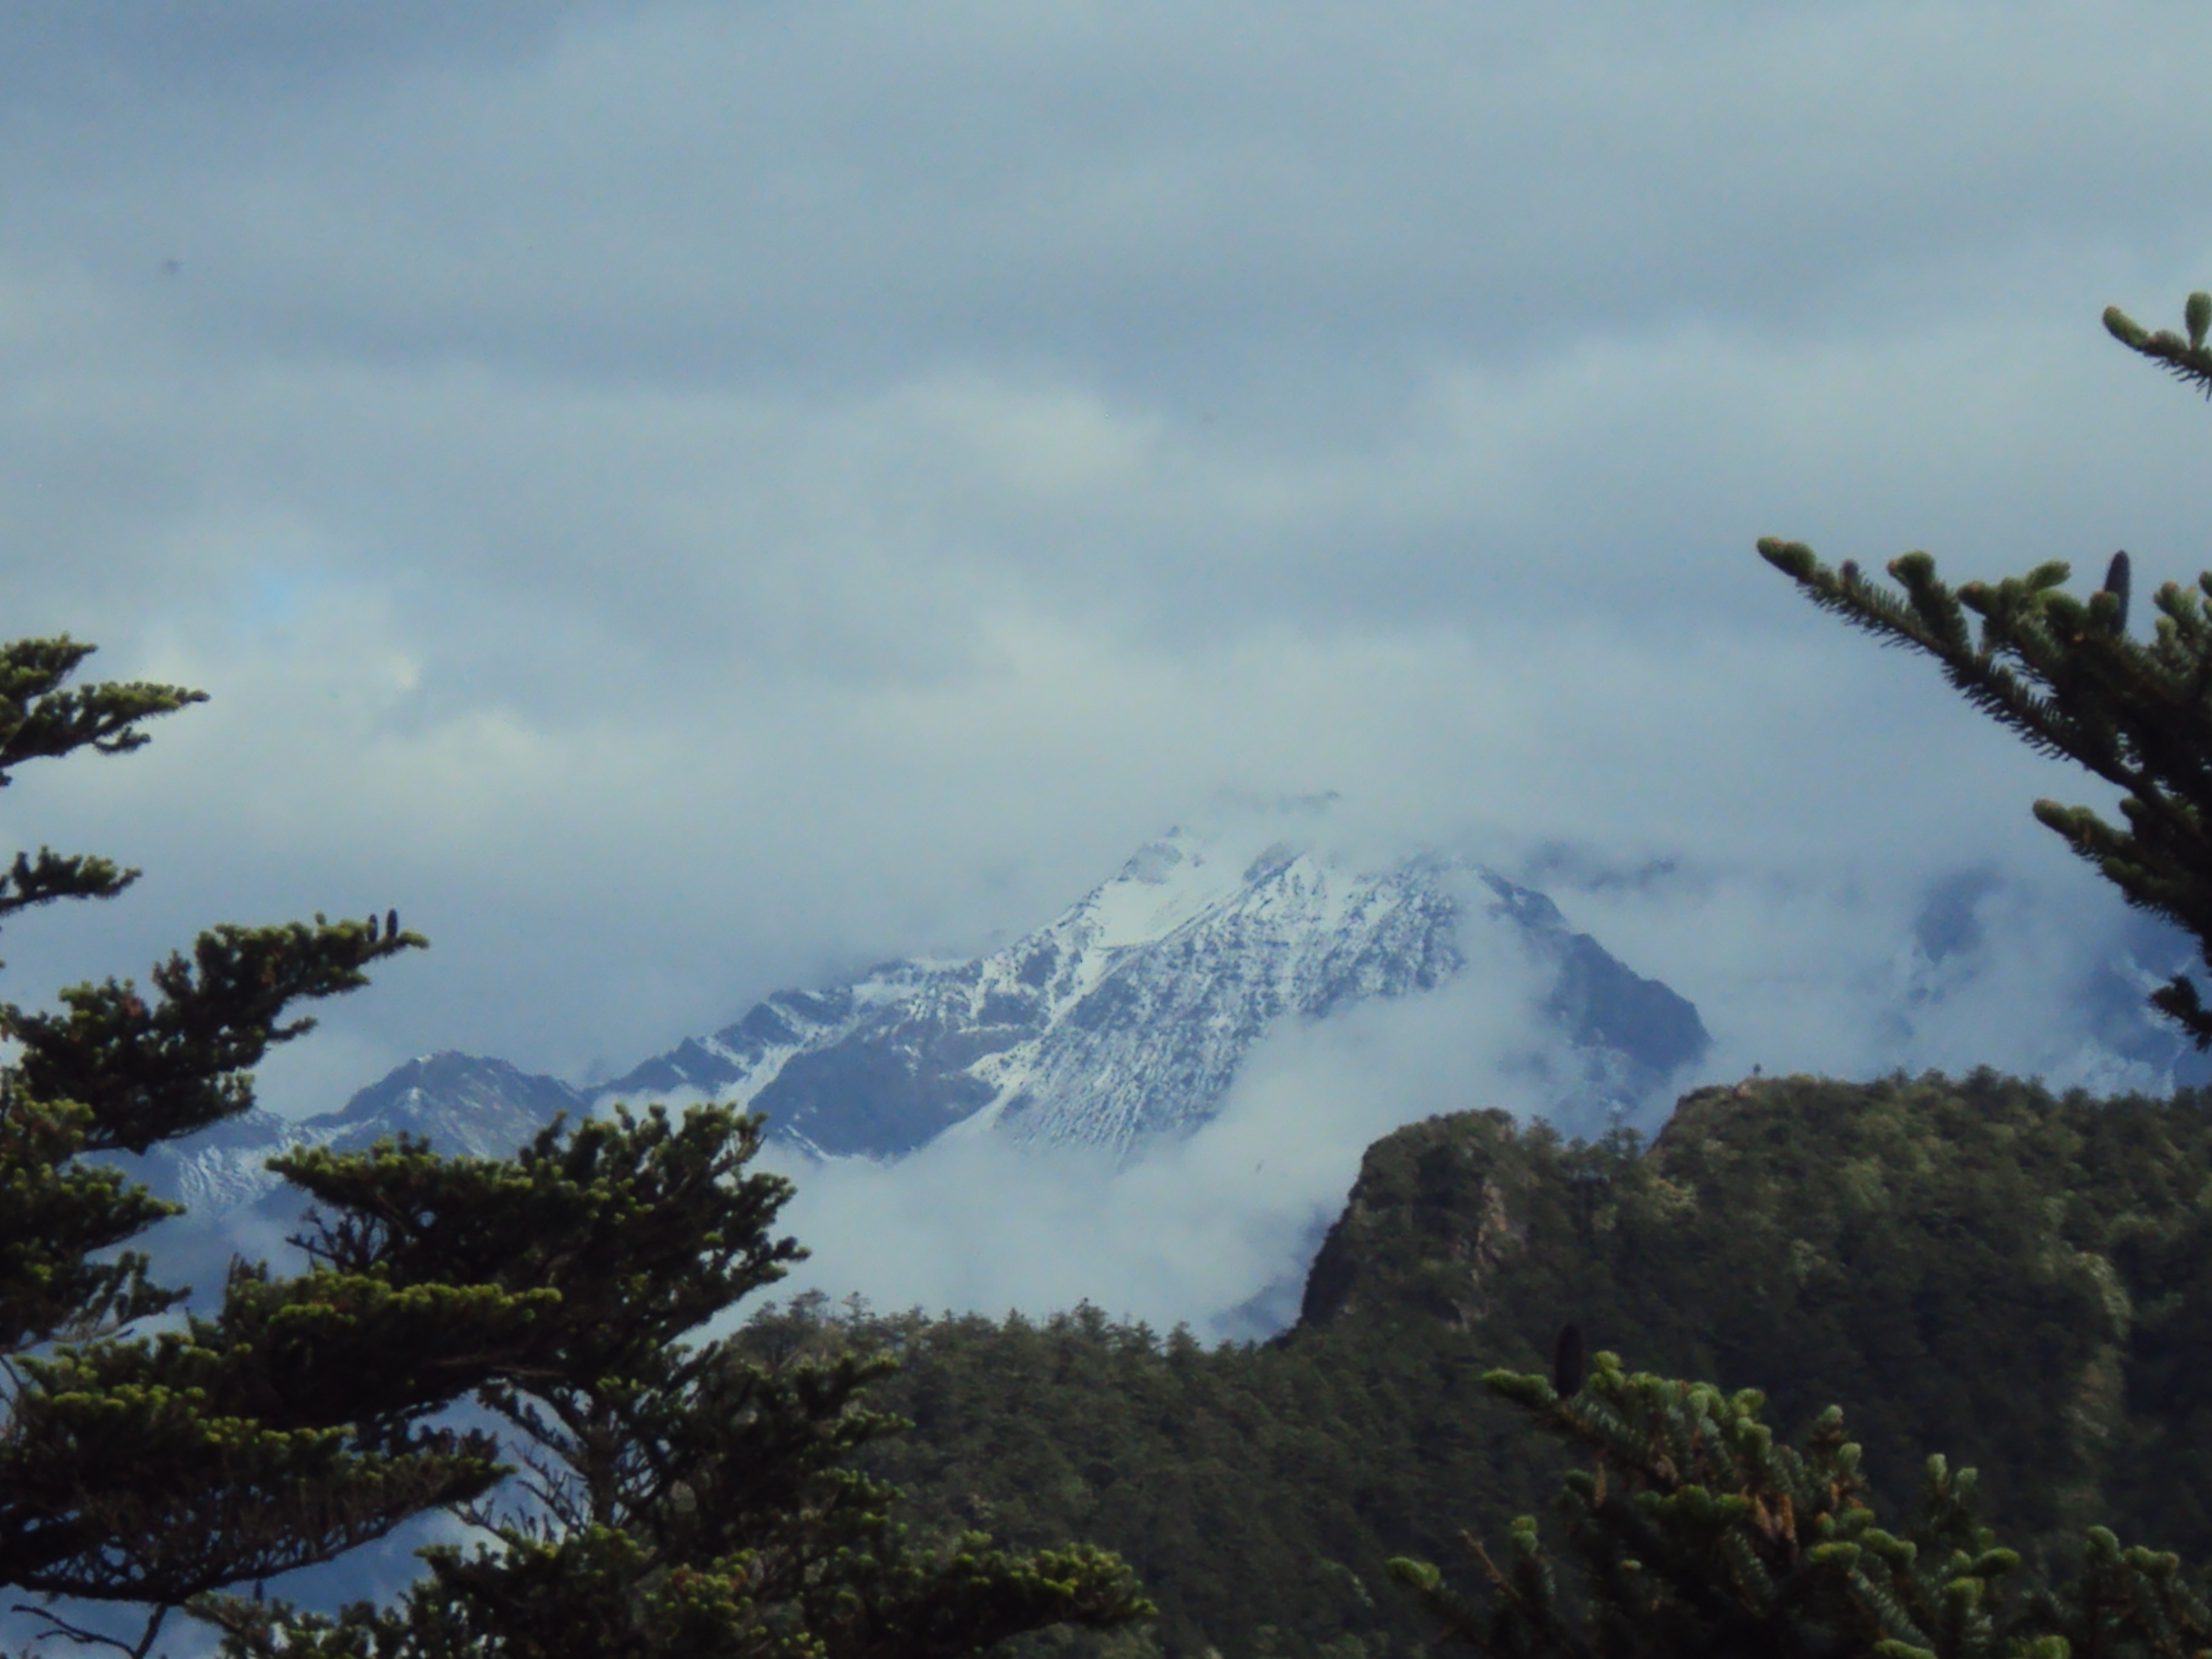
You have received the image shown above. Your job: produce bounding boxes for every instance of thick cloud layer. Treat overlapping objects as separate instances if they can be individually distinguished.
[1,7,2207,1183]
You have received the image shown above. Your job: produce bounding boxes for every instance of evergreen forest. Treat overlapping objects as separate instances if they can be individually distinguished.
[774,1069,2212,1659]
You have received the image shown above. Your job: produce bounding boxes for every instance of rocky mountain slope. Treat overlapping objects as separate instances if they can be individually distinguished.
[117,1051,586,1213]
[598,827,1707,1158]
[135,825,1707,1213]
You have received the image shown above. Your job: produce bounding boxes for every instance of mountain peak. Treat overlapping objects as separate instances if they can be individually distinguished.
[598,822,1706,1160]
[127,820,1706,1264]
[316,1051,560,1125]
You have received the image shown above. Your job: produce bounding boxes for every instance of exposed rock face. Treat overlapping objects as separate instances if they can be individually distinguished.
[125,1052,585,1213]
[600,828,1707,1160]
[1297,1109,1537,1329]
[318,1050,588,1155]
[138,823,1708,1211]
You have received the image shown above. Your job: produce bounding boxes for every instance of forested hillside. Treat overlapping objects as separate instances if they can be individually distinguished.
[765,1071,2212,1659]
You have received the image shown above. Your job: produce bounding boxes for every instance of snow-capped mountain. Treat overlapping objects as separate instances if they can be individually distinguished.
[114,1051,588,1213]
[135,825,1707,1216]
[598,826,1707,1158]
[104,1053,591,1298]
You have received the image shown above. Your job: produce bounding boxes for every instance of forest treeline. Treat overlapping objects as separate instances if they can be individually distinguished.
[759,1070,2212,1659]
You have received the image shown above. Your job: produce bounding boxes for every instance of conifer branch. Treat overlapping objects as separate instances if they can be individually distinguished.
[1396,1353,2206,1659]
[2,919,427,1154]
[1762,503,2212,1039]
[2105,294,2212,398]
[0,850,136,922]
[0,638,204,783]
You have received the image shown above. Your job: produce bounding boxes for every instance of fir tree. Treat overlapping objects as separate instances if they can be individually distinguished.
[189,1109,1150,1659]
[1387,1352,2211,1659]
[1759,291,2212,1045]
[0,637,587,1655]
[0,636,1148,1659]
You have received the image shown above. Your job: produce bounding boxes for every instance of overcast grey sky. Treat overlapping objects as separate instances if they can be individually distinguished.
[2,0,2208,1125]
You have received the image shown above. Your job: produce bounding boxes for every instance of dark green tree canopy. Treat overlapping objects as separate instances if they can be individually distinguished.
[0,639,535,1649]
[193,1108,1149,1659]
[1391,1354,2211,1659]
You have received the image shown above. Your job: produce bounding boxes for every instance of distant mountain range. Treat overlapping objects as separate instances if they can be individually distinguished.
[120,1050,587,1215]
[596,828,1707,1157]
[129,823,1710,1220]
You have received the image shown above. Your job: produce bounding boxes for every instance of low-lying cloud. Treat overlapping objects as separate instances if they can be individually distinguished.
[764,922,1579,1335]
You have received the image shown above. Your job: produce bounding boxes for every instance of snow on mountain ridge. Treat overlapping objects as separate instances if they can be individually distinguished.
[112,1052,589,1220]
[598,825,1298,1119]
[130,822,1708,1221]
[597,826,1704,1159]
[1082,828,1279,950]
[982,845,1466,1152]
